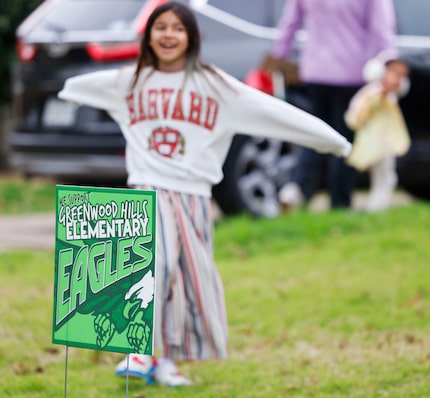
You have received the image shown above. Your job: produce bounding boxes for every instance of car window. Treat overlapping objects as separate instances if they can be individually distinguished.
[207,0,285,26]
[23,0,146,35]
[393,0,430,36]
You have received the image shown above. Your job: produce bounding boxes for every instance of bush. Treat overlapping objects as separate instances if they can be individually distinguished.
[0,0,43,103]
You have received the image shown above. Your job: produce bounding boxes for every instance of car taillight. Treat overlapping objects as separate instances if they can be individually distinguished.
[16,38,37,63]
[244,69,274,95]
[86,0,169,62]
[86,42,140,62]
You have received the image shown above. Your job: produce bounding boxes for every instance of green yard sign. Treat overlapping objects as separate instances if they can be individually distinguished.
[52,185,156,355]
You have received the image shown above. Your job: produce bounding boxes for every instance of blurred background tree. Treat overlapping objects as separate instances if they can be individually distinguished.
[0,0,43,170]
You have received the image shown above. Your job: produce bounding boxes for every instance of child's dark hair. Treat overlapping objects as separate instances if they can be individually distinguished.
[131,1,222,89]
[385,58,410,73]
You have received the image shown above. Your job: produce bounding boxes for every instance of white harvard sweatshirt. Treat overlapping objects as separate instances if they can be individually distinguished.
[58,65,351,197]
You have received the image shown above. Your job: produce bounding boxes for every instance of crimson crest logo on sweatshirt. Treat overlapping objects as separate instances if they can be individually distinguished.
[148,127,185,158]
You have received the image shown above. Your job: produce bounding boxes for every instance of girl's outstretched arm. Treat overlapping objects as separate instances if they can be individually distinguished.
[58,68,125,115]
[220,70,352,158]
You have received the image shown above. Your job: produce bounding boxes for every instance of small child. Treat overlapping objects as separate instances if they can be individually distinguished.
[345,56,410,212]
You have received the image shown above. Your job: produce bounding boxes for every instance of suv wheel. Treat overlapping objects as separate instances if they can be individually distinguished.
[213,135,299,218]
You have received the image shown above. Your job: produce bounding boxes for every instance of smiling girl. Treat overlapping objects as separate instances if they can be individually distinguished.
[58,1,351,387]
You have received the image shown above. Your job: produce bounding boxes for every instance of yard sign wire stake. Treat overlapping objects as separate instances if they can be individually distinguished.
[126,354,130,398]
[64,345,69,398]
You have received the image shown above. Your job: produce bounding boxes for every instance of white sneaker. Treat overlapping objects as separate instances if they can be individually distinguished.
[155,358,192,387]
[115,354,156,383]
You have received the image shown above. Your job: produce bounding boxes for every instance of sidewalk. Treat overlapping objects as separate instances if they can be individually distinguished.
[0,212,55,251]
[308,190,413,213]
[0,191,413,251]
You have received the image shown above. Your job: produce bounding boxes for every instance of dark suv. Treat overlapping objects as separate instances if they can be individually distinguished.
[8,0,430,217]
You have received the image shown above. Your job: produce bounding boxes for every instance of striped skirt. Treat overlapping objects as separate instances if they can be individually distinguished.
[136,186,228,361]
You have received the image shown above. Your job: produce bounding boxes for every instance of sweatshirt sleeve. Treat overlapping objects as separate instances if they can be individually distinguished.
[223,73,351,158]
[58,69,121,113]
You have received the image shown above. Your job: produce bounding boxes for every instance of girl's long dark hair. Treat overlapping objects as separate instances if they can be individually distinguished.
[130,1,230,93]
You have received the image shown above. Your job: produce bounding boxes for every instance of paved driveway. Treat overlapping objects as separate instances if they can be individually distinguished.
[0,213,55,251]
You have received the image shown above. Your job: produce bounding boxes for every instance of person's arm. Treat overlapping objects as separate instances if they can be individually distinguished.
[223,72,351,157]
[366,0,396,57]
[344,92,373,131]
[58,69,121,113]
[271,0,303,59]
[345,84,383,130]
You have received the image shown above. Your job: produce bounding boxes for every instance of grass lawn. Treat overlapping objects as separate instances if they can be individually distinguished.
[1,176,430,397]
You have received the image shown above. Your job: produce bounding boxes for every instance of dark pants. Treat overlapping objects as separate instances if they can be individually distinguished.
[293,83,360,208]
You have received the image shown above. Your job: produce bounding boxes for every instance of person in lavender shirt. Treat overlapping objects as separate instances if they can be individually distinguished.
[271,0,397,210]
